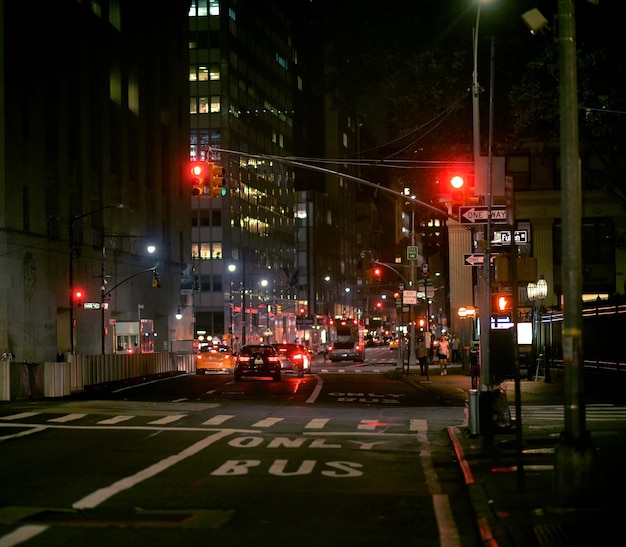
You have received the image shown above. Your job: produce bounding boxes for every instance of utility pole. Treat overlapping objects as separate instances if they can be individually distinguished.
[553,0,596,508]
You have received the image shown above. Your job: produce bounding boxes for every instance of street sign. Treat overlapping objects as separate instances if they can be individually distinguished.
[459,206,508,224]
[407,245,418,260]
[403,290,418,305]
[492,230,529,245]
[83,302,102,310]
[464,254,485,266]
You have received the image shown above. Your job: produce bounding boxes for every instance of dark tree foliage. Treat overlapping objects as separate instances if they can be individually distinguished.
[314,0,626,205]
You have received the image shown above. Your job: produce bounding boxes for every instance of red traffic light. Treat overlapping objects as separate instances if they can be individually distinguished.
[448,173,466,205]
[375,301,383,309]
[189,161,210,196]
[73,289,85,308]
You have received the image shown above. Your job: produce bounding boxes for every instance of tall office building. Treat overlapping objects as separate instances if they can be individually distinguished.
[0,0,191,359]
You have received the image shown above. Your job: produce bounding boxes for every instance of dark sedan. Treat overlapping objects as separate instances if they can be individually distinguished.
[234,344,282,381]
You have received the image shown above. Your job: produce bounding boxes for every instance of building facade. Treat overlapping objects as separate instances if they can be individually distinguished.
[0,0,191,360]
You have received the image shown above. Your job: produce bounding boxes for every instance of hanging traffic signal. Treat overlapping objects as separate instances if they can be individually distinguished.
[371,266,383,282]
[73,289,85,308]
[492,293,512,314]
[375,301,383,310]
[418,317,426,329]
[152,271,161,288]
[189,161,210,196]
[208,163,227,198]
[449,173,467,215]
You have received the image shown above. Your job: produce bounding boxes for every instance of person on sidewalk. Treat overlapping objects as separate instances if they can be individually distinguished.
[437,335,450,375]
[451,335,460,363]
[416,337,428,375]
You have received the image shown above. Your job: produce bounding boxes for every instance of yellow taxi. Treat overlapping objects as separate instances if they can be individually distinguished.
[195,344,234,374]
[389,338,399,350]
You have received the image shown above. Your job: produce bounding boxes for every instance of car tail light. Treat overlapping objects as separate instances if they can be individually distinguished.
[238,356,252,363]
[268,356,280,364]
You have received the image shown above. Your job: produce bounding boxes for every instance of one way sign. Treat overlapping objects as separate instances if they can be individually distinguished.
[464,254,485,266]
[459,206,508,224]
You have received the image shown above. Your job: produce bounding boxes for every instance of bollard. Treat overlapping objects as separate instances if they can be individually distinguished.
[468,388,480,436]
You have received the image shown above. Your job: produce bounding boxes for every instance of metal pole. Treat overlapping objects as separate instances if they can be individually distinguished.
[408,209,417,370]
[553,0,596,508]
[69,220,76,355]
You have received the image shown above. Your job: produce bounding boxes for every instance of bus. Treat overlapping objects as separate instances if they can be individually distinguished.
[327,317,366,362]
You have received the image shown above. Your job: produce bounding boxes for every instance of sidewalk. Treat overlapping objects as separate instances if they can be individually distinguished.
[409,364,626,546]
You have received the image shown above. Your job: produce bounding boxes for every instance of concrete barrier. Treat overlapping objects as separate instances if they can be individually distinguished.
[1,352,195,399]
[43,362,71,397]
[0,360,10,401]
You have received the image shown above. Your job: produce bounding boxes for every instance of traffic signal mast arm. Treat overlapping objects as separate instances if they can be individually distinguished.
[102,267,160,299]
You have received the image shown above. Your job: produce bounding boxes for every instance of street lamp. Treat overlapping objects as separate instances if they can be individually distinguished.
[458,307,467,369]
[527,275,548,382]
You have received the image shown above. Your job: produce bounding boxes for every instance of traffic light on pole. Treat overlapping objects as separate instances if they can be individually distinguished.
[189,161,209,196]
[371,265,382,282]
[208,163,226,198]
[448,173,467,215]
[73,289,85,308]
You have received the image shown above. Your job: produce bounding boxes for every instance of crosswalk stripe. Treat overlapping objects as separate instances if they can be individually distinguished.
[201,414,235,426]
[252,417,284,428]
[357,419,377,430]
[97,415,134,425]
[305,418,330,429]
[1,412,40,420]
[148,414,187,425]
[48,413,87,423]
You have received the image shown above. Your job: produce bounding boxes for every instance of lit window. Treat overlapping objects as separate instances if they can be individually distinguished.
[209,1,219,16]
[198,66,209,81]
[210,96,220,113]
[199,97,209,113]
[190,97,198,114]
[189,68,197,81]
[209,66,220,80]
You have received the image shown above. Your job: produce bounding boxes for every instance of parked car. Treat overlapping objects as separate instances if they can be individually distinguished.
[271,343,311,377]
[196,344,234,374]
[234,344,282,381]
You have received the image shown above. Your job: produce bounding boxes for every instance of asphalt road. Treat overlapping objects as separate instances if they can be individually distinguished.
[0,348,482,546]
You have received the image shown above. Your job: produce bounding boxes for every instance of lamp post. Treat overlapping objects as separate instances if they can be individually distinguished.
[68,204,125,355]
[458,307,467,369]
[527,275,548,382]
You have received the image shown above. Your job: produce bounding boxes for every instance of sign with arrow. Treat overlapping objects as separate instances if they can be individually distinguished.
[464,254,485,266]
[459,206,508,224]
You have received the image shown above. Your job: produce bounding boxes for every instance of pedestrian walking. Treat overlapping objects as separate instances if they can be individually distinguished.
[416,338,428,375]
[437,335,450,375]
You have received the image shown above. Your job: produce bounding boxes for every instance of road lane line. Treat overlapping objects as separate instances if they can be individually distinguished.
[72,429,234,510]
[305,377,323,403]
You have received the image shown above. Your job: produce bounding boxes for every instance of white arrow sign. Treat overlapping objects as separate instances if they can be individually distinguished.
[459,206,508,224]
